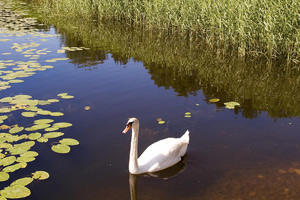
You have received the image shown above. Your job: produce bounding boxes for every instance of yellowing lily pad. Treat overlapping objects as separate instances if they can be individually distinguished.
[28,132,41,140]
[158,121,165,124]
[52,122,72,128]
[57,93,68,97]
[209,98,220,103]
[43,132,64,139]
[51,144,70,154]
[0,172,9,182]
[37,137,48,143]
[9,126,24,134]
[50,112,64,116]
[59,138,79,146]
[0,185,31,199]
[60,95,74,99]
[33,119,54,124]
[11,177,33,186]
[32,171,49,180]
[1,156,16,166]
[224,101,241,109]
[21,112,37,117]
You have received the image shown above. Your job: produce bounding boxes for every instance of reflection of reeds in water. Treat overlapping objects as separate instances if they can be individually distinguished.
[129,156,186,200]
[28,0,300,62]
[28,14,300,119]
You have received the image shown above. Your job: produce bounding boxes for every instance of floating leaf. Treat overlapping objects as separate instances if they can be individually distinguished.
[0,172,9,182]
[30,123,51,130]
[2,163,22,173]
[44,127,59,132]
[0,185,31,199]
[9,127,24,134]
[50,112,64,117]
[37,110,52,115]
[0,97,13,103]
[20,151,38,158]
[57,93,68,97]
[59,138,79,146]
[84,106,90,110]
[60,95,74,99]
[37,137,48,143]
[158,121,165,124]
[33,119,54,124]
[0,108,11,113]
[224,101,241,109]
[21,112,37,118]
[209,98,220,103]
[11,177,33,186]
[47,99,59,103]
[43,132,64,139]
[16,156,35,163]
[28,132,41,140]
[52,122,72,128]
[1,156,16,166]
[51,144,70,154]
[0,116,8,120]
[32,171,49,180]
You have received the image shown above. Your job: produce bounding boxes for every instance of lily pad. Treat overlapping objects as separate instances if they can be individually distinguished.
[28,132,41,140]
[11,177,33,186]
[33,119,54,124]
[9,127,24,134]
[32,171,49,180]
[59,138,79,146]
[158,121,165,124]
[1,156,16,166]
[0,185,31,199]
[224,101,241,109]
[52,122,72,128]
[37,110,52,115]
[16,156,35,163]
[30,123,51,130]
[209,98,220,103]
[51,144,70,154]
[20,151,38,158]
[0,172,9,182]
[37,137,48,143]
[57,93,68,97]
[50,112,64,117]
[43,132,64,139]
[44,127,59,132]
[60,95,74,99]
[0,108,11,113]
[21,112,37,117]
[2,163,22,173]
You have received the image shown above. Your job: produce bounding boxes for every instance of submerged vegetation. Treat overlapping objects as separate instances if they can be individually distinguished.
[28,0,300,63]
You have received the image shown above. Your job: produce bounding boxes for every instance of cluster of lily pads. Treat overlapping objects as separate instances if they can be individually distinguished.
[0,93,78,199]
[209,98,241,109]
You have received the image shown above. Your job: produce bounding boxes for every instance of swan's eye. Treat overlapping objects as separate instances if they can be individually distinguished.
[123,122,133,134]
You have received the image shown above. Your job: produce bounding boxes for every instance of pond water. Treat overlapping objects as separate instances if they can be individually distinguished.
[1,1,300,200]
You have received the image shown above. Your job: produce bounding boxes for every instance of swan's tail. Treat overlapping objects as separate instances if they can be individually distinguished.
[181,130,190,144]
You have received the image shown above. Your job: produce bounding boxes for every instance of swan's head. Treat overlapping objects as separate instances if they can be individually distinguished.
[123,118,139,134]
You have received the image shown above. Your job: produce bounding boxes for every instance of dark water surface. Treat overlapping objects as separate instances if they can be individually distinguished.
[1,1,300,200]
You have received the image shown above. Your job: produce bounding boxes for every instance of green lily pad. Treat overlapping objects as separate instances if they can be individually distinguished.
[57,93,68,97]
[0,97,13,103]
[9,127,24,134]
[52,122,72,128]
[21,112,37,117]
[0,115,8,120]
[1,156,16,166]
[51,144,70,154]
[14,95,32,99]
[47,99,59,103]
[209,98,220,103]
[34,119,54,124]
[30,123,51,130]
[60,95,74,99]
[0,185,31,199]
[16,156,35,163]
[0,143,13,149]
[50,112,64,116]
[43,132,64,139]
[37,137,48,143]
[37,110,52,115]
[44,127,59,132]
[158,121,165,124]
[8,79,24,83]
[0,108,11,113]
[28,132,41,140]
[224,101,241,109]
[32,171,49,180]
[6,135,20,143]
[11,177,33,186]
[2,163,22,173]
[59,138,79,146]
[0,172,9,182]
[20,151,38,158]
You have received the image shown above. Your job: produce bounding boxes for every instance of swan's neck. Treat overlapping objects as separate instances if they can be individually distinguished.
[129,125,139,174]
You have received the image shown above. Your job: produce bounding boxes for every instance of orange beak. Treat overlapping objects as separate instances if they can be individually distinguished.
[122,124,132,134]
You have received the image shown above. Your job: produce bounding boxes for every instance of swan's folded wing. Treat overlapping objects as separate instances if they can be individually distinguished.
[138,137,188,173]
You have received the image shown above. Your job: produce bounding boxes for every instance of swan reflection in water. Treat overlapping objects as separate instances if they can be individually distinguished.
[129,156,187,200]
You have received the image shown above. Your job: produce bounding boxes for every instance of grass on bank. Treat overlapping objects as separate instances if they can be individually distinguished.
[28,0,300,63]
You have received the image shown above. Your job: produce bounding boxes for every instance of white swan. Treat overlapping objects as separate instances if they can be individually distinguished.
[123,118,190,174]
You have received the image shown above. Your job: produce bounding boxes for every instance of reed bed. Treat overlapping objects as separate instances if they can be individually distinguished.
[28,0,300,63]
